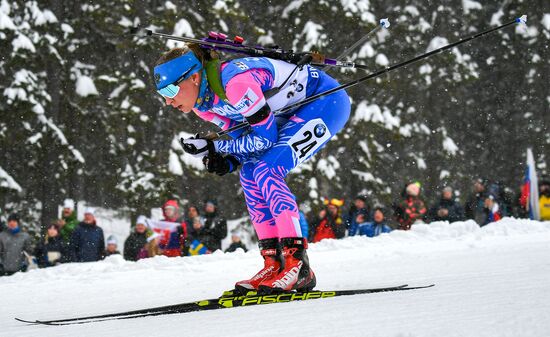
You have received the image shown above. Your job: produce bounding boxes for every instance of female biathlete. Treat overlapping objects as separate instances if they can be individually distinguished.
[153,44,351,294]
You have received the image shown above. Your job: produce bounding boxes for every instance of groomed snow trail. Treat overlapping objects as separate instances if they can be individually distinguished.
[2,218,550,337]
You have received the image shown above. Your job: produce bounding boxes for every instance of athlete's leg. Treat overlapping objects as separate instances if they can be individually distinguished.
[252,161,302,238]
[234,161,283,293]
[239,160,278,239]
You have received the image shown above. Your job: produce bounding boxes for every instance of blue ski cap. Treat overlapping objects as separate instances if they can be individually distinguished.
[154,51,202,90]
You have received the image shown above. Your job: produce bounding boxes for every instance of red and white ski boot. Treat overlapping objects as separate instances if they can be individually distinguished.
[258,237,316,294]
[234,238,283,295]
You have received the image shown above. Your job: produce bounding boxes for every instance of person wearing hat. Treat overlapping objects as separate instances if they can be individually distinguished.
[104,235,120,257]
[0,214,33,276]
[465,178,489,225]
[57,199,79,242]
[393,182,427,230]
[69,207,105,262]
[123,215,151,261]
[159,200,188,257]
[345,195,371,232]
[225,230,248,253]
[309,198,346,243]
[427,186,465,223]
[34,223,68,268]
[154,37,352,293]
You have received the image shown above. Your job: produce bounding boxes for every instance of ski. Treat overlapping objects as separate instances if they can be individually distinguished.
[15,284,434,325]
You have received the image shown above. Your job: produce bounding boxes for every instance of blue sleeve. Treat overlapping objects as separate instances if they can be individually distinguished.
[348,222,359,236]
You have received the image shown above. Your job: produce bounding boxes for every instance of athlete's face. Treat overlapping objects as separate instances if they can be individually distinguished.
[164,72,201,113]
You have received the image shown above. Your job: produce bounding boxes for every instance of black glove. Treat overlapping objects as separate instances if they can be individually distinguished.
[203,152,240,176]
[180,134,215,157]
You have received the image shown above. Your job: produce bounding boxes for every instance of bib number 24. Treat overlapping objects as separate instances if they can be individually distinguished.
[289,119,331,164]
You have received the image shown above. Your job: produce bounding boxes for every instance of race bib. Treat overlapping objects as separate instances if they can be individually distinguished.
[288,119,331,164]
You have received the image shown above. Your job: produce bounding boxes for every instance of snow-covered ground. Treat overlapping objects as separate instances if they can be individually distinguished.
[2,218,550,337]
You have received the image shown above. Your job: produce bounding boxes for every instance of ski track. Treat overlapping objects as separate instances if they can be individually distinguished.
[2,219,550,337]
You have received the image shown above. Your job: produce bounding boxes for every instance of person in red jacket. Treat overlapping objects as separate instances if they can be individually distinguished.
[309,198,346,243]
[158,200,188,257]
[394,182,427,230]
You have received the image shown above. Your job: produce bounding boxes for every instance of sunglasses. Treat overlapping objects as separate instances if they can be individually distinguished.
[157,65,198,99]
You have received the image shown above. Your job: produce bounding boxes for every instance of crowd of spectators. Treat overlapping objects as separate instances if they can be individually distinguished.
[0,198,235,276]
[307,178,550,243]
[1,178,549,276]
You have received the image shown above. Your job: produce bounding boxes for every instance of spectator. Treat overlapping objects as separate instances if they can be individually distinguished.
[158,200,188,257]
[188,216,210,255]
[104,235,120,257]
[69,207,105,262]
[185,205,200,230]
[0,214,33,276]
[345,195,371,230]
[427,186,465,223]
[481,195,503,226]
[188,200,227,254]
[539,180,550,221]
[34,224,68,268]
[57,199,79,242]
[465,178,489,224]
[310,198,346,243]
[225,230,248,253]
[349,207,392,237]
[138,231,162,259]
[394,182,427,230]
[487,181,513,216]
[123,215,149,261]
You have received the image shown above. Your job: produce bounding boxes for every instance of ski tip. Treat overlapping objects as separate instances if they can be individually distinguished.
[14,318,38,324]
[516,15,527,25]
[380,18,390,28]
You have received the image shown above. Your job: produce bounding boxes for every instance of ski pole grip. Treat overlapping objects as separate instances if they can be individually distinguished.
[128,27,152,38]
[204,131,221,141]
[297,54,313,66]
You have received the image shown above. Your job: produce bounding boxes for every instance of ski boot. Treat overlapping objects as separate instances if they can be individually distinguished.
[257,237,316,295]
[234,238,283,295]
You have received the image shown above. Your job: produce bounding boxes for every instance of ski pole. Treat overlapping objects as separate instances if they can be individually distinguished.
[324,18,390,73]
[210,15,527,139]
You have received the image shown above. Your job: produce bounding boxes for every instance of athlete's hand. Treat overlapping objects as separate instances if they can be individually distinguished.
[203,152,240,176]
[180,135,214,157]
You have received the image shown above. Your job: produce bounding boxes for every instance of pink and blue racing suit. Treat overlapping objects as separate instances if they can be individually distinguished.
[193,57,351,240]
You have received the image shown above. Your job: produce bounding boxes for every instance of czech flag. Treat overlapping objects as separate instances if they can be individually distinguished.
[520,148,540,220]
